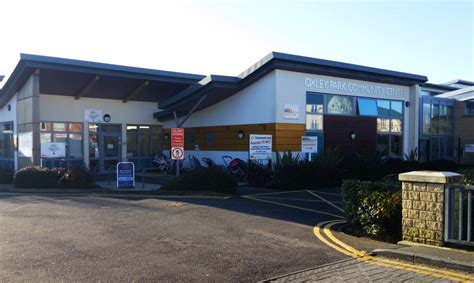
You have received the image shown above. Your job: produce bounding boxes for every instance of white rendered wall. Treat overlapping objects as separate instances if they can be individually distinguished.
[162,71,277,128]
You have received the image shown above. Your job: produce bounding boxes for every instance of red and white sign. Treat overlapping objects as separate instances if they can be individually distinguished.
[171,128,184,160]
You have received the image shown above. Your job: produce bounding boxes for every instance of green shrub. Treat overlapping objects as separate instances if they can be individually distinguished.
[247,160,273,187]
[273,148,343,190]
[13,166,96,189]
[342,179,402,240]
[14,167,66,188]
[59,166,96,188]
[163,167,237,194]
[0,167,14,184]
[459,168,474,185]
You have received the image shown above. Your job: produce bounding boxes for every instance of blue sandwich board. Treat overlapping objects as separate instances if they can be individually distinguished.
[117,162,135,188]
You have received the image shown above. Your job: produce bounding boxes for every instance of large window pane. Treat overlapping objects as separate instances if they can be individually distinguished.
[139,135,150,157]
[391,119,403,133]
[430,136,440,160]
[357,98,378,116]
[307,93,324,113]
[390,135,403,157]
[69,123,83,132]
[465,101,474,115]
[446,136,454,159]
[41,133,52,143]
[377,100,390,118]
[377,134,389,153]
[377,118,390,133]
[150,135,162,156]
[390,101,403,119]
[439,105,446,135]
[306,114,323,131]
[327,95,353,115]
[69,133,82,159]
[127,135,138,158]
[423,102,431,135]
[431,104,439,135]
[54,133,67,143]
[446,106,453,135]
[53,123,67,132]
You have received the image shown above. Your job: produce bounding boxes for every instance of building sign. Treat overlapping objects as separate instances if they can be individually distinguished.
[304,77,408,99]
[18,132,33,157]
[84,109,103,123]
[117,162,135,188]
[283,104,299,119]
[41,142,66,158]
[171,128,184,160]
[301,136,318,154]
[465,144,474,153]
[249,134,272,160]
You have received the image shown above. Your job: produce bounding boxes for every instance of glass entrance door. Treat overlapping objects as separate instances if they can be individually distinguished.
[89,124,122,173]
[102,134,121,172]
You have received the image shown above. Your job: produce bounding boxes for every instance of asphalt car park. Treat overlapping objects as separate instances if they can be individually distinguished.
[0,187,469,282]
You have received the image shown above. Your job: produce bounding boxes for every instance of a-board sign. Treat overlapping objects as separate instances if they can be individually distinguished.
[41,142,66,158]
[301,136,318,154]
[249,134,272,160]
[171,128,184,160]
[117,162,135,188]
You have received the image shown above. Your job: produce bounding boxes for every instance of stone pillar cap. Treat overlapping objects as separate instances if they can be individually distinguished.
[399,171,464,184]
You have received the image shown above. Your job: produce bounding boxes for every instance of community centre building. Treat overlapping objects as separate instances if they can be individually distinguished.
[0,52,472,173]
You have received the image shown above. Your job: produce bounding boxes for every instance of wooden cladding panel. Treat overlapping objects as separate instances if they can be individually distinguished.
[164,123,305,152]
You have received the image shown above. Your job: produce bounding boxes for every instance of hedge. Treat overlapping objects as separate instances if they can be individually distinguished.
[163,167,237,194]
[13,166,95,189]
[342,179,402,240]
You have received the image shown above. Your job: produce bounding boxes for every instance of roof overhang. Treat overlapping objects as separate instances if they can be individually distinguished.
[155,52,428,121]
[435,86,474,101]
[0,54,205,108]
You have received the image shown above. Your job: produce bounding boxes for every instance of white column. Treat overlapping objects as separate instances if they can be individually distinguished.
[83,122,89,169]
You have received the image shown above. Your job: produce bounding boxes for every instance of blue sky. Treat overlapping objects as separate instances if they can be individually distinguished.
[0,0,472,85]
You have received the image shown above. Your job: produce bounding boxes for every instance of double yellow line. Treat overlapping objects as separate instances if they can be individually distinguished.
[314,220,474,282]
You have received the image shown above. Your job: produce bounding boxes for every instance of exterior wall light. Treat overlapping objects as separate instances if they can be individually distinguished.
[405,101,410,107]
[238,130,245,140]
[350,131,356,140]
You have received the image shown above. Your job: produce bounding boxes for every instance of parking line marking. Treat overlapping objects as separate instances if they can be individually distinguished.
[307,190,345,213]
[242,195,345,219]
[255,196,343,204]
[243,189,312,197]
[309,190,342,197]
[315,220,474,282]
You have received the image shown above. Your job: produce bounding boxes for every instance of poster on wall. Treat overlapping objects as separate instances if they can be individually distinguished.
[301,136,318,154]
[84,109,103,123]
[41,142,66,158]
[18,132,33,157]
[465,144,474,153]
[283,104,299,119]
[249,134,272,160]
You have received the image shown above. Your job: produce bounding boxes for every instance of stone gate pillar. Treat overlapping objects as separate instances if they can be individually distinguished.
[399,171,463,246]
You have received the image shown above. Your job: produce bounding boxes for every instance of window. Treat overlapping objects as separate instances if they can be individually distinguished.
[423,102,431,135]
[40,121,84,163]
[466,101,474,115]
[126,125,163,170]
[306,114,323,131]
[327,95,353,115]
[306,93,324,131]
[206,133,214,145]
[186,133,196,145]
[357,98,378,116]
[375,99,403,157]
[431,104,439,134]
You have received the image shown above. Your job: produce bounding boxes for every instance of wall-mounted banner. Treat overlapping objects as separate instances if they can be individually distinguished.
[283,104,299,119]
[84,109,103,123]
[41,142,66,158]
[117,162,135,188]
[249,134,272,160]
[465,144,474,153]
[301,136,318,154]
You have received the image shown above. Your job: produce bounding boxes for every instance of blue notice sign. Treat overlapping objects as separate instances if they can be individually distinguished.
[117,162,135,188]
